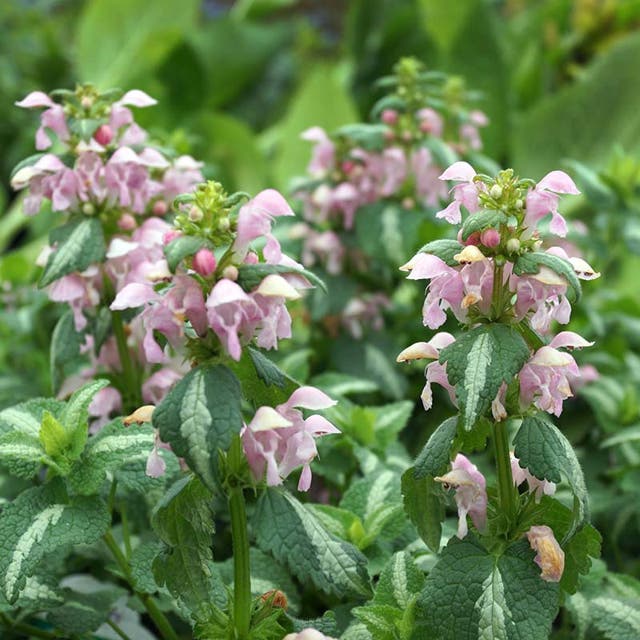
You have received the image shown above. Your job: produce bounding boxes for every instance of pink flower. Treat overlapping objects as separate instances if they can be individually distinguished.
[525,171,580,237]
[526,525,565,582]
[284,630,337,640]
[417,108,444,136]
[241,387,339,491]
[192,249,217,277]
[518,332,593,416]
[435,454,487,539]
[510,452,556,502]
[412,147,448,207]
[435,162,482,224]
[301,127,336,178]
[341,293,390,338]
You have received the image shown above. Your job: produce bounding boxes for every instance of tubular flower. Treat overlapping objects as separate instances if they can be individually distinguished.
[241,387,339,491]
[510,452,556,502]
[526,525,565,582]
[284,630,338,640]
[435,454,487,539]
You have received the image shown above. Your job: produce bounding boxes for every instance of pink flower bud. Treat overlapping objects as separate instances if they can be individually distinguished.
[384,130,395,142]
[341,160,355,174]
[244,251,259,265]
[192,249,216,277]
[153,200,168,216]
[222,265,239,281]
[480,228,501,248]
[457,229,481,246]
[94,124,113,146]
[163,229,181,245]
[381,109,398,125]
[81,96,93,109]
[117,213,137,231]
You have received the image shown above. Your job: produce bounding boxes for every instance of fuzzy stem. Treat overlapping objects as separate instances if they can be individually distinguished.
[107,618,133,640]
[103,532,179,640]
[228,437,252,639]
[493,420,517,529]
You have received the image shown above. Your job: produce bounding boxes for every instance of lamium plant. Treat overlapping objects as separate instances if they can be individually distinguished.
[398,161,603,639]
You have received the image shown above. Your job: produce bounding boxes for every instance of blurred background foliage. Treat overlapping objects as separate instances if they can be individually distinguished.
[2,0,640,582]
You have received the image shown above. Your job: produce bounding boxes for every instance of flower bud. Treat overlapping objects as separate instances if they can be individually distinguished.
[244,251,259,265]
[93,124,113,146]
[162,229,181,245]
[489,184,503,199]
[117,213,137,231]
[454,245,486,264]
[457,229,480,246]
[506,238,521,254]
[153,200,168,216]
[381,109,398,125]
[82,202,95,216]
[218,217,231,232]
[384,130,395,142]
[222,265,239,281]
[341,160,355,174]
[515,198,523,210]
[402,130,413,142]
[402,197,415,210]
[192,249,216,277]
[81,96,93,110]
[188,205,203,222]
[260,590,288,610]
[480,228,501,248]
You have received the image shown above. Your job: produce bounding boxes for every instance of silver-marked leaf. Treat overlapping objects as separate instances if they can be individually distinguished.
[440,324,530,431]
[40,218,106,287]
[591,596,640,640]
[253,489,371,599]
[0,431,50,478]
[0,481,110,603]
[67,419,156,494]
[413,536,559,640]
[341,469,400,523]
[513,414,589,540]
[0,398,65,437]
[152,364,242,491]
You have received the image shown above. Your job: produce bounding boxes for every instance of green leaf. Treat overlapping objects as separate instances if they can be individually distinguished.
[9,153,47,181]
[335,124,389,151]
[253,489,371,599]
[130,541,164,594]
[236,263,327,294]
[47,586,124,635]
[152,475,220,621]
[248,346,286,388]
[0,398,65,437]
[415,239,463,267]
[564,160,618,210]
[67,419,156,494]
[310,372,379,397]
[413,536,559,640]
[39,411,70,459]
[513,414,590,539]
[413,417,458,479]
[440,324,530,430]
[460,209,508,240]
[513,251,582,303]
[164,235,206,273]
[401,470,444,553]
[76,0,200,88]
[591,597,640,640]
[0,481,110,603]
[39,218,106,287]
[341,469,399,523]
[152,364,242,491]
[0,431,49,479]
[50,310,86,395]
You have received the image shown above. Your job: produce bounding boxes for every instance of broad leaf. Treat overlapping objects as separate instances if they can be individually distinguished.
[439,324,530,430]
[50,310,85,394]
[591,597,640,640]
[0,398,65,437]
[40,218,106,287]
[253,489,371,599]
[513,414,589,539]
[460,209,508,240]
[416,239,463,267]
[164,235,206,273]
[401,470,444,553]
[513,251,582,302]
[413,536,559,640]
[0,482,110,602]
[413,417,458,479]
[152,364,242,490]
[0,431,51,479]
[236,263,327,293]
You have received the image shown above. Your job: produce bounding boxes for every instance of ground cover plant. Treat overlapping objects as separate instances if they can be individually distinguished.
[2,2,640,640]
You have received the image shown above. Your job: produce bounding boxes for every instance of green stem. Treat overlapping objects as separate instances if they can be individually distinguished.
[107,619,132,640]
[493,420,517,528]
[0,613,58,639]
[103,532,179,640]
[120,501,132,559]
[228,437,252,639]
[491,263,505,320]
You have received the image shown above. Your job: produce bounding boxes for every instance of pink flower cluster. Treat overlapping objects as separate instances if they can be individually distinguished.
[12,89,202,217]
[241,386,339,491]
[399,162,599,418]
[111,189,311,363]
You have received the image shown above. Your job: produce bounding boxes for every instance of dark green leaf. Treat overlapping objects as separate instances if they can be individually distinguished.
[402,470,444,552]
[460,209,508,240]
[513,252,582,303]
[415,239,463,266]
[164,235,205,273]
[50,311,86,395]
[236,263,327,293]
[414,417,458,478]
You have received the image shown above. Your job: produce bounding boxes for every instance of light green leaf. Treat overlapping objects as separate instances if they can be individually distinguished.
[39,411,70,462]
[152,364,242,491]
[130,541,164,594]
[413,536,559,640]
[40,218,106,287]
[591,597,640,640]
[0,481,110,603]
[253,489,371,598]
[513,414,590,539]
[413,417,458,479]
[67,419,156,494]
[76,0,200,88]
[440,325,530,430]
[341,469,399,523]
[310,372,379,397]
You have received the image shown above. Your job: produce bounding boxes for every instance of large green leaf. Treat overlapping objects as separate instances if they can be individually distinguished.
[0,482,110,603]
[152,364,242,490]
[0,431,51,479]
[439,324,530,430]
[513,414,590,539]
[413,536,559,640]
[591,597,640,640]
[401,470,444,553]
[413,417,458,479]
[0,398,65,437]
[513,251,581,303]
[253,489,371,599]
[416,239,464,267]
[40,218,106,287]
[50,310,86,395]
[513,33,640,177]
[75,0,200,88]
